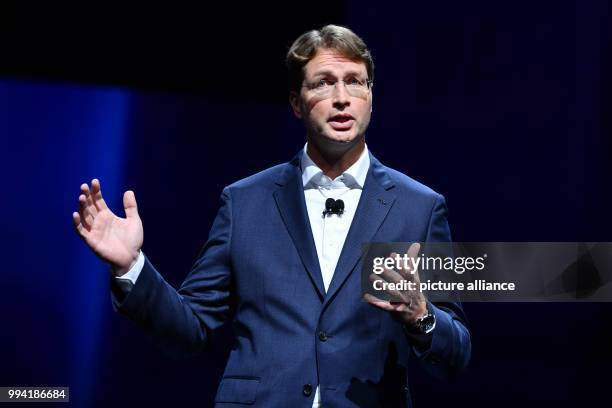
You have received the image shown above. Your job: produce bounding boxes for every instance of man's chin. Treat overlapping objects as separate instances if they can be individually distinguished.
[323,131,357,145]
[314,132,363,154]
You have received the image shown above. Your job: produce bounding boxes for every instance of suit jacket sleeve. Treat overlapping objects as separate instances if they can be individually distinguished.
[405,193,472,379]
[112,187,234,359]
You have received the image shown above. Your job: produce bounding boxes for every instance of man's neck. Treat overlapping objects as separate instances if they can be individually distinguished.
[306,138,366,180]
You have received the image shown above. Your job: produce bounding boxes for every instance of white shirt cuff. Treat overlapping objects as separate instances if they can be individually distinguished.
[115,250,145,285]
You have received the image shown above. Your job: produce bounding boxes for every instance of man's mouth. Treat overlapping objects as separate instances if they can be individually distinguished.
[328,114,354,130]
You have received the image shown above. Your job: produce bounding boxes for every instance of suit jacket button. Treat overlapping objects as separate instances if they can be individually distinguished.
[318,331,328,342]
[303,384,313,396]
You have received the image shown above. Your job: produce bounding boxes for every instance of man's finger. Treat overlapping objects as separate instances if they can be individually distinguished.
[407,242,421,260]
[78,194,93,230]
[363,293,395,311]
[85,191,98,217]
[123,190,139,219]
[386,251,411,280]
[91,179,109,211]
[80,183,98,217]
[406,243,421,280]
[382,251,420,287]
[369,273,406,303]
[378,263,405,285]
[393,243,422,281]
[72,212,87,238]
[80,183,91,200]
[363,294,406,313]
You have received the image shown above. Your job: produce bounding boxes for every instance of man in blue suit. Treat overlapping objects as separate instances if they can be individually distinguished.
[73,25,470,407]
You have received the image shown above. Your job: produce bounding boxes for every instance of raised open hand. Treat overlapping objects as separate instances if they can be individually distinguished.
[72,179,143,276]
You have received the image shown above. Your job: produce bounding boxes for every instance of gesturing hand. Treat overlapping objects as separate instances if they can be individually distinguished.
[72,179,143,276]
[363,243,428,325]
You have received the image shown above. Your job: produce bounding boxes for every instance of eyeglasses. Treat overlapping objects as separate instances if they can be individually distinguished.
[303,77,373,98]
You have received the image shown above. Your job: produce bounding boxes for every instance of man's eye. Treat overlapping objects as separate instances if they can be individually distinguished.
[316,79,333,88]
[347,78,363,86]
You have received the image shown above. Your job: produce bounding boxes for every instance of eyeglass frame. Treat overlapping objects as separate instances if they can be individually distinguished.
[301,76,374,98]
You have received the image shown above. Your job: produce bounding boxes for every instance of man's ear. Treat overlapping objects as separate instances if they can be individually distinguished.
[289,91,302,119]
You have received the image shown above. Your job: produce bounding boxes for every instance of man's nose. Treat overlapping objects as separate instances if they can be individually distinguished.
[331,81,350,107]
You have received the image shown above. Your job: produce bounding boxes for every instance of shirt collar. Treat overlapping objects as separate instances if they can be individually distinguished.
[300,142,370,189]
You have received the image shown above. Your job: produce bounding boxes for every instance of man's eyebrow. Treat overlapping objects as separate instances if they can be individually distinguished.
[311,69,366,78]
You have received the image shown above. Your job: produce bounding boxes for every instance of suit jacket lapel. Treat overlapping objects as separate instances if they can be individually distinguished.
[323,153,396,308]
[273,154,326,300]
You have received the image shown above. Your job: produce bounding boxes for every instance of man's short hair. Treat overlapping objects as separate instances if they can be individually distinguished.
[286,24,374,94]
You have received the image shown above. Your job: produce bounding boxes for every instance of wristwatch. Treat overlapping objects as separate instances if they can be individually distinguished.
[413,303,436,334]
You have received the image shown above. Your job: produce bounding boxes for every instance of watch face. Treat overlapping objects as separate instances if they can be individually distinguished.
[419,314,436,333]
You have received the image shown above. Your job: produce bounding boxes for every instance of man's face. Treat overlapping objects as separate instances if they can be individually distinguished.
[290,48,372,154]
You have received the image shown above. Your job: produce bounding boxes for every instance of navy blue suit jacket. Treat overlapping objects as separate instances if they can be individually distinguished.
[113,151,471,407]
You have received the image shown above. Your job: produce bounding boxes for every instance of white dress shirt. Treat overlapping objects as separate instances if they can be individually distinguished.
[301,144,370,292]
[114,143,371,408]
[300,143,370,407]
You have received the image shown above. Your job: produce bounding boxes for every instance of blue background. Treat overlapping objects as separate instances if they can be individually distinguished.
[1,1,611,406]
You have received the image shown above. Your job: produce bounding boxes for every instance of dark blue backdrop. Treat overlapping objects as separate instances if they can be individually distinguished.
[1,1,611,407]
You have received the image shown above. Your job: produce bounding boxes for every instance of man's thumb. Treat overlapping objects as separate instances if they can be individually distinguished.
[123,190,139,218]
